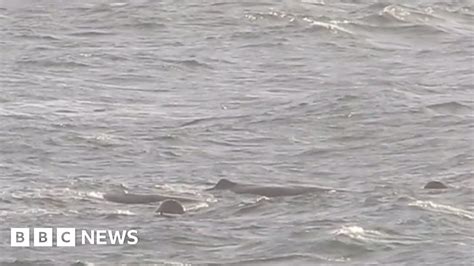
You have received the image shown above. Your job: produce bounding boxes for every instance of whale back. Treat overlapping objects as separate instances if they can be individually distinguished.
[206,179,237,190]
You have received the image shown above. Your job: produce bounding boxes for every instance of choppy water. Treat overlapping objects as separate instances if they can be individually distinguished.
[1,0,473,265]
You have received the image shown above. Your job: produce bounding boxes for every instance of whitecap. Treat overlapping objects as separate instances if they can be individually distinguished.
[332,225,382,241]
[331,225,422,245]
[409,200,474,220]
[184,202,209,212]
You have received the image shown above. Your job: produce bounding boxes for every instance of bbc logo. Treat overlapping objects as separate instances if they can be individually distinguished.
[11,228,139,247]
[11,228,76,247]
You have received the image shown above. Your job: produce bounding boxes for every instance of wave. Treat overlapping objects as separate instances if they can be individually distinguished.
[184,202,210,212]
[154,183,214,200]
[332,225,424,246]
[245,10,354,35]
[409,200,474,220]
[179,114,249,127]
[243,3,473,50]
[161,59,214,70]
[223,253,346,265]
[333,225,382,240]
[16,58,93,68]
[302,17,354,34]
[101,209,137,219]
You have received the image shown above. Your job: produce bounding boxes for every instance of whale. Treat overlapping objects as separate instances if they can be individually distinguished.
[205,179,336,197]
[103,190,198,204]
[156,199,185,215]
[424,181,448,189]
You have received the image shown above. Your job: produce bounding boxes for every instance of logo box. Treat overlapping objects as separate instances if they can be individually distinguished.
[11,228,76,247]
[11,228,30,247]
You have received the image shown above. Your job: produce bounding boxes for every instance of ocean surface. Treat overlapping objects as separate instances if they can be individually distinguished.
[0,0,473,265]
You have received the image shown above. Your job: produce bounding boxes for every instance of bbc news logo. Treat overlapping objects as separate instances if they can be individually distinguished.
[11,228,138,247]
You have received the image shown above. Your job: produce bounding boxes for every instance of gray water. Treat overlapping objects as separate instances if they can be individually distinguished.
[1,0,473,265]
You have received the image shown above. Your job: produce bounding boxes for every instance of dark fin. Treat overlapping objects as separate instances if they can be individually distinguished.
[155,199,185,214]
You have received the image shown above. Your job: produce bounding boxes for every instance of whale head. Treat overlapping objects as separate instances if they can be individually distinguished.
[156,199,185,215]
[205,179,237,191]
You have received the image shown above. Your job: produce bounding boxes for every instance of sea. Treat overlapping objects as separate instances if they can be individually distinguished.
[0,0,473,265]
